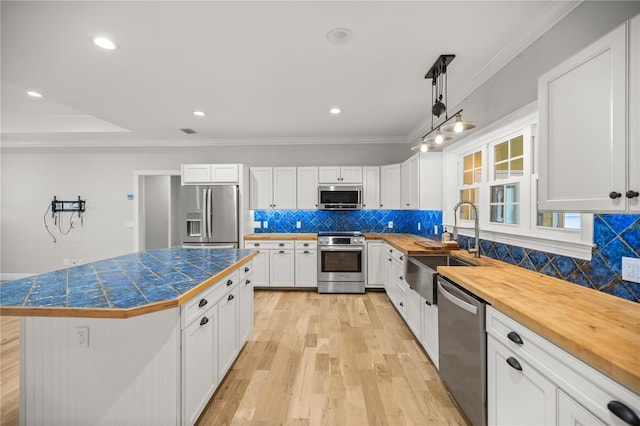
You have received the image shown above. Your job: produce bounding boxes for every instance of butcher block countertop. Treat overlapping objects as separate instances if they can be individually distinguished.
[364,233,458,253]
[439,252,640,395]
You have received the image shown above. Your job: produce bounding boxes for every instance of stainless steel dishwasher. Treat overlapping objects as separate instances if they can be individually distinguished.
[437,275,487,426]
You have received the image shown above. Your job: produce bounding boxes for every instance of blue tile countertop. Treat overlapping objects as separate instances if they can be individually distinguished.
[0,248,257,318]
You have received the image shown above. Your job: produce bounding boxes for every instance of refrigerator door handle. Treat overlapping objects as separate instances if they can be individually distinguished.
[207,188,213,239]
[202,188,208,239]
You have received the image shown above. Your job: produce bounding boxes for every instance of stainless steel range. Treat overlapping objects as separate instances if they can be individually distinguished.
[317,231,365,294]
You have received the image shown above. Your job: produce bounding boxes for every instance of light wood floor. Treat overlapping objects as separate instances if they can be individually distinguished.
[0,291,465,425]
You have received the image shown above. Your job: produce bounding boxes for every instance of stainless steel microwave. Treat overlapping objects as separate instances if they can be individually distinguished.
[318,185,362,210]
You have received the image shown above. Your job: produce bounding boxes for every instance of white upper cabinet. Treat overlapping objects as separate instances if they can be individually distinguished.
[380,164,401,209]
[318,166,362,184]
[297,167,318,209]
[182,164,240,185]
[400,153,443,211]
[362,166,380,210]
[538,16,639,212]
[249,167,296,209]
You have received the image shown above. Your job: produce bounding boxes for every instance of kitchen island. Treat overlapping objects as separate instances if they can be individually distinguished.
[0,248,257,426]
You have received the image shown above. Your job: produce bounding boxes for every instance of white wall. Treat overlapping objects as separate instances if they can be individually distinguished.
[0,144,408,275]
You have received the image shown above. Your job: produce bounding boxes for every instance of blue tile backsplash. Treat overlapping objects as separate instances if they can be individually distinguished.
[255,210,639,303]
[456,214,640,303]
[253,209,442,238]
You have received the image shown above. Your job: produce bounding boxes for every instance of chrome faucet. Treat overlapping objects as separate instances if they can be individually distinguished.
[453,201,481,258]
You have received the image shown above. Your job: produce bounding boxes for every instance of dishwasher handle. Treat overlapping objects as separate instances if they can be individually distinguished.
[438,281,478,315]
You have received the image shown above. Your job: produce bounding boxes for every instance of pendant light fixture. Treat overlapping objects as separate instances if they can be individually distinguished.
[410,54,477,152]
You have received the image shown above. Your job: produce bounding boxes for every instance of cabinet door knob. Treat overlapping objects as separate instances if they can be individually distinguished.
[506,357,522,371]
[399,276,403,281]
[227,279,233,286]
[198,298,208,308]
[607,401,640,426]
[425,300,432,306]
[399,302,403,307]
[199,317,209,326]
[228,294,235,301]
[609,191,622,199]
[626,190,639,199]
[399,256,403,261]
[244,266,250,273]
[245,279,251,285]
[507,331,524,345]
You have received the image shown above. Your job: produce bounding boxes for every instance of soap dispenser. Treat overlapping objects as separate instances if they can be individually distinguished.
[441,227,451,242]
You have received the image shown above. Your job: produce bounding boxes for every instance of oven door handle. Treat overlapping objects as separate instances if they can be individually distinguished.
[319,246,364,251]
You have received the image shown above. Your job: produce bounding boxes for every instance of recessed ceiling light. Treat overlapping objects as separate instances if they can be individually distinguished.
[93,37,117,50]
[193,110,206,117]
[27,91,43,98]
[329,107,341,115]
[327,28,353,45]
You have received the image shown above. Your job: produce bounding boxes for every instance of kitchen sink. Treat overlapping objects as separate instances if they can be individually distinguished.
[405,255,474,304]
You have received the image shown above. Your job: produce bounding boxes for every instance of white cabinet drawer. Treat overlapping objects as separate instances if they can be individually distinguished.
[182,270,238,328]
[384,244,405,263]
[295,240,317,249]
[244,240,294,250]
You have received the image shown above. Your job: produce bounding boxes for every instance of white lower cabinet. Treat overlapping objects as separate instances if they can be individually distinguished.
[406,286,422,339]
[421,300,438,369]
[270,249,295,286]
[183,306,218,425]
[182,264,253,425]
[366,241,386,288]
[295,241,317,287]
[487,335,556,425]
[218,287,239,379]
[238,264,254,349]
[486,306,640,426]
[244,240,296,287]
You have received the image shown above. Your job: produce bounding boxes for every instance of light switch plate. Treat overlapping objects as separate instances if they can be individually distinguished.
[388,221,393,229]
[252,221,262,229]
[622,257,640,283]
[296,221,301,229]
[263,221,268,229]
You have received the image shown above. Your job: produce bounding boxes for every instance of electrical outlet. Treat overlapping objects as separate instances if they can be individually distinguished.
[63,259,69,266]
[71,259,77,265]
[252,221,262,229]
[76,326,89,348]
[388,221,393,229]
[263,221,268,229]
[622,257,640,283]
[434,225,439,235]
[417,223,421,231]
[296,221,301,229]
[78,259,83,264]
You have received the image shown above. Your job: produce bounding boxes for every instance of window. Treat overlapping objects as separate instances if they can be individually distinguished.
[489,134,524,225]
[442,105,593,260]
[490,183,519,224]
[493,136,524,179]
[459,150,482,220]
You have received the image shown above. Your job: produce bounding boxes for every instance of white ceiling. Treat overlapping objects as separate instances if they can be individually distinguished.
[0,1,579,148]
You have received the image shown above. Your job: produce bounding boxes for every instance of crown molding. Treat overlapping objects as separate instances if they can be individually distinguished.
[0,134,409,149]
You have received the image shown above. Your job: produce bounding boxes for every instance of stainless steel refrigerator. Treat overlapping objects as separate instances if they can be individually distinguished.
[180,185,239,248]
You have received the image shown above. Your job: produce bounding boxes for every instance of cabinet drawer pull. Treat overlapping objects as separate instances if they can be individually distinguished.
[279,250,285,254]
[626,190,639,199]
[507,331,524,345]
[279,243,285,247]
[303,243,309,247]
[254,243,260,247]
[198,298,208,308]
[228,294,235,301]
[303,250,310,254]
[399,276,403,281]
[506,357,522,371]
[389,249,392,253]
[199,317,209,326]
[388,258,392,262]
[244,266,250,273]
[609,191,622,199]
[607,401,640,426]
[227,279,233,286]
[245,279,251,285]
[425,300,432,306]
[399,256,403,261]
[399,302,404,307]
